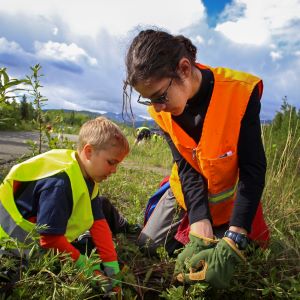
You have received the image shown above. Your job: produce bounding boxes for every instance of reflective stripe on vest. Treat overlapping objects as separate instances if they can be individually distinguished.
[0,201,33,244]
[148,65,262,226]
[208,180,238,204]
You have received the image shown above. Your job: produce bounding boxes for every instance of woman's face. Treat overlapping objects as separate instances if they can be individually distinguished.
[133,58,201,116]
[134,75,193,116]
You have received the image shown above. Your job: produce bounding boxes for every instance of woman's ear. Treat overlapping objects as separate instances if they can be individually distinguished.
[177,57,192,80]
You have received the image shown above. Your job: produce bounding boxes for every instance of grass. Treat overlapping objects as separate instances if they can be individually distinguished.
[0,114,299,299]
[100,166,165,225]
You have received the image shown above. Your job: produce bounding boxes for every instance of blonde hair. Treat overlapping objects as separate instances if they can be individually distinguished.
[78,116,129,153]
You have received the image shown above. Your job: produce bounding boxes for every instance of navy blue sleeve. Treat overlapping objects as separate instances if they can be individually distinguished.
[91,197,105,221]
[35,173,73,235]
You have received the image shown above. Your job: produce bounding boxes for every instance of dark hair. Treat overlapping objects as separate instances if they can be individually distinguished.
[123,28,197,120]
[125,29,197,85]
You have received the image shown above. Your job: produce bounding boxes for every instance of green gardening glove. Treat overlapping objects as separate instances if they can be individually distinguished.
[102,261,121,287]
[103,261,124,298]
[174,232,218,277]
[75,254,101,276]
[75,254,112,292]
[176,237,246,288]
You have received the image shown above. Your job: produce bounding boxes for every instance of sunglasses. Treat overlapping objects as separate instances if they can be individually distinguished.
[137,78,173,106]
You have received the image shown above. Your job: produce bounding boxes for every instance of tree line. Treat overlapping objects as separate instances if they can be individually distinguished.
[0,66,95,133]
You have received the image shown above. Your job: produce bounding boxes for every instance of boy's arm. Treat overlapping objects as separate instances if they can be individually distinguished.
[90,196,118,263]
[89,219,118,262]
[40,234,80,261]
[89,195,120,275]
[90,219,120,277]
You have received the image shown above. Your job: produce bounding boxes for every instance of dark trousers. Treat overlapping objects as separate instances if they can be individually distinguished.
[99,196,128,234]
[73,196,128,256]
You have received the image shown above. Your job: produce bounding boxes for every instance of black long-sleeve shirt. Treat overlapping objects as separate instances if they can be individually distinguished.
[163,68,266,232]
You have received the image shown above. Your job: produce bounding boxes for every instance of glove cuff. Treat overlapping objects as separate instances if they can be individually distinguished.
[190,231,218,245]
[102,261,120,274]
[223,237,246,262]
[75,254,86,269]
[102,261,121,288]
[75,254,101,275]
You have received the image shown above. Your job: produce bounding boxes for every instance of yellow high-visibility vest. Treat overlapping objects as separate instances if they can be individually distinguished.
[0,149,99,243]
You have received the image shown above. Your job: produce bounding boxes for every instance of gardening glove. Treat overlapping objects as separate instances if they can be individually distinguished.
[75,254,113,292]
[176,237,246,288]
[174,232,218,277]
[103,261,125,299]
[103,261,121,287]
[75,254,101,276]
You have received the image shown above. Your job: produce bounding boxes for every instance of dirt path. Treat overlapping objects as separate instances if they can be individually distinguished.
[0,131,78,164]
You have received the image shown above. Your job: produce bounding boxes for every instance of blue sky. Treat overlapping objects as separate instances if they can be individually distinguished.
[0,0,299,120]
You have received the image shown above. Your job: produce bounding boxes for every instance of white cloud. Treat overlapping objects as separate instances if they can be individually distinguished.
[270,51,282,61]
[34,41,98,66]
[138,115,153,120]
[216,0,300,45]
[193,35,205,45]
[53,27,58,36]
[0,37,23,53]
[0,0,204,37]
[217,19,269,45]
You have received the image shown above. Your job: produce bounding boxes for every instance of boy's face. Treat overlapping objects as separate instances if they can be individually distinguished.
[83,145,127,183]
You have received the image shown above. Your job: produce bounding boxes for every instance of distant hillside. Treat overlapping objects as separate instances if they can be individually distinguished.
[44,109,156,127]
[45,109,272,127]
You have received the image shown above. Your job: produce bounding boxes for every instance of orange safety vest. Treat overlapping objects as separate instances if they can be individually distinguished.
[148,64,263,226]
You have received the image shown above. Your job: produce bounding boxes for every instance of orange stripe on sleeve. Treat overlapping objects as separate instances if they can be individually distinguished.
[40,234,80,261]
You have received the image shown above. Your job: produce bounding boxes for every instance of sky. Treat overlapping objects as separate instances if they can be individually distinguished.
[0,0,299,120]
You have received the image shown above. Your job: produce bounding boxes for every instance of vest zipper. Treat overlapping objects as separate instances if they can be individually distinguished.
[192,148,197,160]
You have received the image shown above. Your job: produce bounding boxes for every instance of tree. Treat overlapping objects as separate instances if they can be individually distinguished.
[26,64,48,153]
[0,68,28,126]
[20,94,29,120]
[273,96,299,133]
[0,68,27,102]
[68,110,75,126]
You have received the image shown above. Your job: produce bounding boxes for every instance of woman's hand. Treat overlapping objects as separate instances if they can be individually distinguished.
[190,219,214,239]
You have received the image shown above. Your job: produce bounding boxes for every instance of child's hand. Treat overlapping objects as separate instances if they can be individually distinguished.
[75,254,101,276]
[75,255,117,292]
[102,260,122,287]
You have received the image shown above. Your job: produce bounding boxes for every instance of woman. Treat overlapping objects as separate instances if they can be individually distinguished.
[123,29,269,288]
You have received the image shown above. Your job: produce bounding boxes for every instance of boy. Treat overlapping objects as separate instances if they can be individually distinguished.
[0,117,129,288]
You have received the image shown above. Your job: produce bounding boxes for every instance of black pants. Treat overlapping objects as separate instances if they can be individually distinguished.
[99,196,128,235]
[72,196,128,256]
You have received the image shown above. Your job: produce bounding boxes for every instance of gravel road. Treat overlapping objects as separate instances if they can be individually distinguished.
[0,131,78,164]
